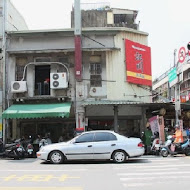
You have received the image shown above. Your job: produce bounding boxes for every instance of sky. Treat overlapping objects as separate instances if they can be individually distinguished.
[10,0,190,80]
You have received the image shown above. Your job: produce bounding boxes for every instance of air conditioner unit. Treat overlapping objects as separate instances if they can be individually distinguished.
[11,81,27,93]
[50,72,68,89]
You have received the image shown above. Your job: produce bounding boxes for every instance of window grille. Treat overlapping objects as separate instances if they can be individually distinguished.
[90,75,102,87]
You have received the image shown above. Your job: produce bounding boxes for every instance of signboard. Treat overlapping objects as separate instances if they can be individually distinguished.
[178,47,186,63]
[125,39,152,86]
[149,116,159,135]
[168,67,177,87]
[158,116,165,143]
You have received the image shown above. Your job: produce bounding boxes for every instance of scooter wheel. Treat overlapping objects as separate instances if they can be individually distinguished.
[161,149,168,157]
[184,147,190,156]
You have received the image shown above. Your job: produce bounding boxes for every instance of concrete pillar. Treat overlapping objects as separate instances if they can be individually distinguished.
[140,107,146,137]
[12,119,17,139]
[113,105,119,133]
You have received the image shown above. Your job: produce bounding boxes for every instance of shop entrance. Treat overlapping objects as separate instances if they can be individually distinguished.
[88,119,141,137]
[20,120,75,143]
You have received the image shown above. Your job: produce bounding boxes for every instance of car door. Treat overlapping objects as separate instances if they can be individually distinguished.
[92,132,118,160]
[65,133,95,160]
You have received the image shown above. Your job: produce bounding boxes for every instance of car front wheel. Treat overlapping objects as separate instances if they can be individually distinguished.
[112,150,127,163]
[49,151,64,164]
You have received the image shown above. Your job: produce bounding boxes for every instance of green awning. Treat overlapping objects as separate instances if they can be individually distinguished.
[2,103,71,119]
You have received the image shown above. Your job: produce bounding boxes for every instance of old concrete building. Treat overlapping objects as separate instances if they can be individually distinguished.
[0,0,28,139]
[1,26,152,142]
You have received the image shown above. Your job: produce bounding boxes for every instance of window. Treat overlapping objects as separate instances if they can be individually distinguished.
[90,75,102,87]
[94,132,117,142]
[75,133,94,143]
[188,72,190,79]
[90,63,102,74]
[0,8,2,16]
[35,65,50,96]
[90,63,102,87]
[16,66,25,81]
[16,57,27,81]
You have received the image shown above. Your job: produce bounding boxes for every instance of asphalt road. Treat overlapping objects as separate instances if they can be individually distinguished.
[0,155,190,190]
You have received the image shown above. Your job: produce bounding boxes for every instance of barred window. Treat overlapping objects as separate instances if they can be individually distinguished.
[90,75,102,87]
[0,8,2,16]
[16,66,25,81]
[90,63,102,75]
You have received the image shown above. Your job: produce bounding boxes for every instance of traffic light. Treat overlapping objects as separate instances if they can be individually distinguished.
[187,42,190,55]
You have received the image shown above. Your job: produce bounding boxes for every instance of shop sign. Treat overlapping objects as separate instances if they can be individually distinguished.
[168,67,177,87]
[125,39,152,86]
[149,116,159,135]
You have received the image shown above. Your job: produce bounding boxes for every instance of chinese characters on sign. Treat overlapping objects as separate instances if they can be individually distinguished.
[125,39,152,86]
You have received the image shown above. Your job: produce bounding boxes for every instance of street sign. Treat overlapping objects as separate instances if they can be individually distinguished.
[178,47,186,63]
[168,67,177,87]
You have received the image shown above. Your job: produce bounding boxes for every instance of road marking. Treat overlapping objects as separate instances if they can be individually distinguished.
[0,169,87,172]
[118,171,190,176]
[0,187,82,190]
[120,175,190,181]
[0,175,80,182]
[123,183,151,187]
[113,164,190,169]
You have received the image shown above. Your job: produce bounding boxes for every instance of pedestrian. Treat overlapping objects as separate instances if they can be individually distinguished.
[174,125,183,143]
[143,123,152,154]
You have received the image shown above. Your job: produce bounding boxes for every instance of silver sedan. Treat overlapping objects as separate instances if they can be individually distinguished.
[37,130,144,164]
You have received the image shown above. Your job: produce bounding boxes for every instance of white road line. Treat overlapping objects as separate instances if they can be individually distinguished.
[118,171,190,176]
[120,175,190,181]
[113,164,190,169]
[146,159,179,161]
[123,183,151,187]
[0,169,87,172]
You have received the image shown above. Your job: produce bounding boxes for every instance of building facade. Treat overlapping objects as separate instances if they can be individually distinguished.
[1,26,152,142]
[0,0,28,139]
[153,54,190,127]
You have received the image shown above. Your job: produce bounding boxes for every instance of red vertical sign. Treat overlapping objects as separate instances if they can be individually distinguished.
[75,36,82,81]
[125,39,152,86]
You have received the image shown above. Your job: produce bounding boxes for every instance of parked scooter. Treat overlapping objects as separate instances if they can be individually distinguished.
[161,135,190,157]
[39,135,52,149]
[0,138,26,159]
[23,136,34,158]
[149,132,161,155]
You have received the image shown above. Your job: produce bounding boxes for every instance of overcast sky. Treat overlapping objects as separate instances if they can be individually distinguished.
[11,0,190,80]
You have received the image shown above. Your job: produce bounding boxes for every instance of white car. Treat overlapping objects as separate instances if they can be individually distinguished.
[37,130,144,164]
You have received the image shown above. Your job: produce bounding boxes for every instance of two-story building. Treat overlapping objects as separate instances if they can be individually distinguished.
[2,5,153,143]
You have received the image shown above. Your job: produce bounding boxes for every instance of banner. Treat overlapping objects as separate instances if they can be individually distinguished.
[149,116,159,135]
[125,39,152,86]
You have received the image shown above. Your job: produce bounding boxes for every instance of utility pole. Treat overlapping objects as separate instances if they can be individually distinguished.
[74,0,85,130]
[74,0,82,81]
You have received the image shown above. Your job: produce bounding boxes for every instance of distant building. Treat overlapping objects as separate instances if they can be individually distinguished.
[71,3,139,30]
